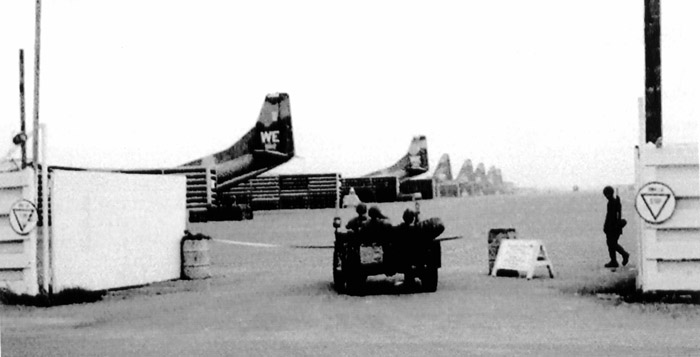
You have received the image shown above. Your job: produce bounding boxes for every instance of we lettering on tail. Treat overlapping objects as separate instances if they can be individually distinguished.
[261,130,280,150]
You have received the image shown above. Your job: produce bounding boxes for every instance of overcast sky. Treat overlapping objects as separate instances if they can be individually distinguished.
[1,1,698,189]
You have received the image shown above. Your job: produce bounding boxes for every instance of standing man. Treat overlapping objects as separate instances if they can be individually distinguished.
[603,186,630,268]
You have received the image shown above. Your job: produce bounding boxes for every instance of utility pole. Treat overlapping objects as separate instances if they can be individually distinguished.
[32,0,42,168]
[19,49,27,168]
[32,0,50,296]
[644,0,662,145]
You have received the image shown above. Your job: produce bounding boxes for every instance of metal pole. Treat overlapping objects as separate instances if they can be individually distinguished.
[19,49,27,168]
[644,0,662,145]
[638,97,645,147]
[32,0,42,168]
[335,173,340,213]
[332,173,341,231]
[40,124,50,295]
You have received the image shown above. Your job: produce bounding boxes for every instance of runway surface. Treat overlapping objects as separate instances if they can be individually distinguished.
[3,191,700,356]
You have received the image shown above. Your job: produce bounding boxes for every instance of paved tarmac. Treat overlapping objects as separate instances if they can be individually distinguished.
[3,193,700,356]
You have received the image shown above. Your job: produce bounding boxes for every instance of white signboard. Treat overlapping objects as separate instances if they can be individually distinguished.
[491,239,554,280]
[635,181,676,224]
[9,199,38,235]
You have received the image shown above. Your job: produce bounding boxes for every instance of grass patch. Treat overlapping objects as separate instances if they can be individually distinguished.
[569,270,700,305]
[574,270,638,297]
[0,287,106,307]
[1,279,206,307]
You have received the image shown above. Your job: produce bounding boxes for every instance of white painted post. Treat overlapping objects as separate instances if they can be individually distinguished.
[40,124,49,294]
[636,160,643,285]
[205,167,213,207]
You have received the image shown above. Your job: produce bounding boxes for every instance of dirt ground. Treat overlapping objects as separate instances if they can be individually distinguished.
[2,191,700,356]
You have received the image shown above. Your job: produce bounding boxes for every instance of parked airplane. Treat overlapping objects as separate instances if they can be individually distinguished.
[363,135,429,181]
[450,159,505,196]
[455,159,474,183]
[432,153,453,183]
[486,166,504,194]
[456,161,507,195]
[182,93,294,190]
[473,162,487,194]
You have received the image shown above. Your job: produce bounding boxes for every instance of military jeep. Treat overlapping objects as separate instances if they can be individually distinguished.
[332,217,444,295]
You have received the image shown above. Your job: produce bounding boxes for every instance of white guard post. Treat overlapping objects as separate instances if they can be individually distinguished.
[635,143,700,291]
[491,239,555,280]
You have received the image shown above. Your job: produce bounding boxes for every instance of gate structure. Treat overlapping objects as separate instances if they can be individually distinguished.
[0,169,39,295]
[635,143,700,291]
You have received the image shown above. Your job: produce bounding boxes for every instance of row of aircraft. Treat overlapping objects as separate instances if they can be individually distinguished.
[179,92,510,198]
[180,93,431,191]
[3,92,506,198]
[428,154,510,196]
[3,92,431,195]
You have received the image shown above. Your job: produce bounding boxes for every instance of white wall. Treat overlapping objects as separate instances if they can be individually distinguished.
[636,143,700,291]
[51,170,186,292]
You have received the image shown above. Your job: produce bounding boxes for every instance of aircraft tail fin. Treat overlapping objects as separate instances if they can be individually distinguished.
[252,93,294,159]
[433,153,453,182]
[474,162,486,184]
[456,159,474,182]
[406,135,429,175]
[364,135,428,180]
[182,93,294,188]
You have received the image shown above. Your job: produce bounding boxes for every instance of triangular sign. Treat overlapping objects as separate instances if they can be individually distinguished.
[11,208,35,232]
[640,193,671,220]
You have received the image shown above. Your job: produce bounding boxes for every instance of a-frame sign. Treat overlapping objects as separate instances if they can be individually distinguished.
[491,239,555,280]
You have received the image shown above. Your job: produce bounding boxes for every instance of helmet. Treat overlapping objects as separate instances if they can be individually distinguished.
[603,186,614,197]
[402,209,416,224]
[368,205,387,219]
